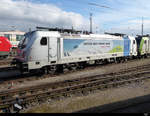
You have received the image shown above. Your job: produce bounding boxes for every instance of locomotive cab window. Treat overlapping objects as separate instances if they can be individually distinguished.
[133,40,135,44]
[144,40,147,44]
[40,37,47,45]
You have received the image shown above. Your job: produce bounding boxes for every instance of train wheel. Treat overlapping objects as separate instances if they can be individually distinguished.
[125,58,128,62]
[115,58,121,63]
[56,65,64,73]
[41,66,56,74]
[114,59,118,64]
[144,54,148,58]
[78,62,87,69]
[102,59,108,65]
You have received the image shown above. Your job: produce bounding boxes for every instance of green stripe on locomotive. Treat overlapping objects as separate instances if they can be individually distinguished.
[0,51,9,56]
[136,36,149,55]
[139,37,149,55]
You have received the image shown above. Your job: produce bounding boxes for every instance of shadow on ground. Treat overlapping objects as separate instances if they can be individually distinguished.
[75,94,150,113]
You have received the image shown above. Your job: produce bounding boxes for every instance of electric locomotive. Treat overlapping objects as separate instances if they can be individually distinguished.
[11,27,137,73]
[0,36,12,59]
[135,35,150,57]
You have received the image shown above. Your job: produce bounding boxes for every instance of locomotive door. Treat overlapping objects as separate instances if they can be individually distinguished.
[132,40,136,55]
[148,39,150,53]
[146,39,149,53]
[48,37,57,62]
[144,40,148,54]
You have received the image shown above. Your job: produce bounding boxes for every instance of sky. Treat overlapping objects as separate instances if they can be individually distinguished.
[0,0,150,36]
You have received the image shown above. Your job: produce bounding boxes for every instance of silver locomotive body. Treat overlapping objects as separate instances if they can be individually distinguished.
[12,30,137,73]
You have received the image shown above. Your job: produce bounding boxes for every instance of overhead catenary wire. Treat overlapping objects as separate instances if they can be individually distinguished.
[88,2,113,33]
[88,2,113,10]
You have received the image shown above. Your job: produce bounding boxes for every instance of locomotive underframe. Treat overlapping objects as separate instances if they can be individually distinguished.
[12,54,135,74]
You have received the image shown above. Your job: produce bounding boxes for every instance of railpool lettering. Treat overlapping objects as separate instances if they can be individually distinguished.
[84,42,110,45]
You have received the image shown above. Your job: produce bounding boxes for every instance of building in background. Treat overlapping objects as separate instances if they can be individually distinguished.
[0,30,25,48]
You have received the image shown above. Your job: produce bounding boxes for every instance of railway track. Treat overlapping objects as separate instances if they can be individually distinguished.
[0,57,150,88]
[0,66,17,72]
[0,61,12,67]
[0,56,15,66]
[0,61,150,91]
[0,57,14,65]
[0,57,149,82]
[0,61,10,66]
[0,64,150,112]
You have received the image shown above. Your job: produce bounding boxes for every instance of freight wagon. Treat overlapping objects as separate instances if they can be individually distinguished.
[11,28,137,73]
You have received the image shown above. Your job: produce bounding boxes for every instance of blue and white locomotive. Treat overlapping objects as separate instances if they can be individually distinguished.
[11,28,137,73]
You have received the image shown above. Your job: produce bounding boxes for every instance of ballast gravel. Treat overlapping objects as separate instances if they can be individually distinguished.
[3,58,150,91]
[24,79,150,113]
[19,58,150,113]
